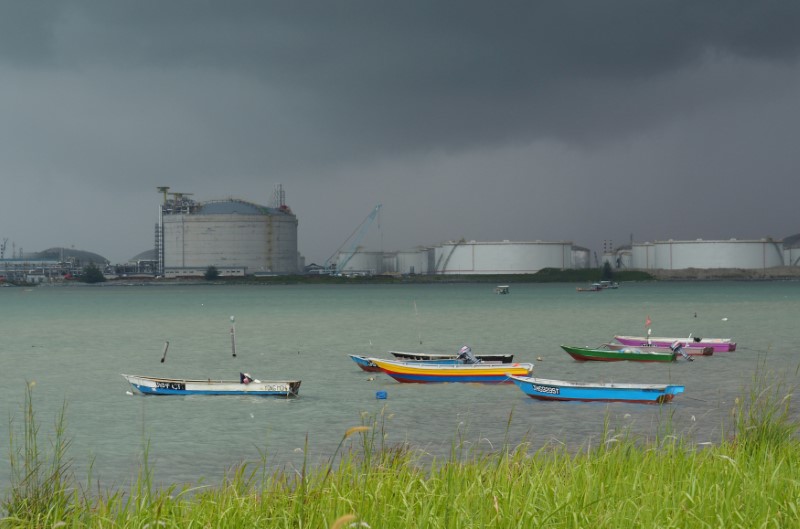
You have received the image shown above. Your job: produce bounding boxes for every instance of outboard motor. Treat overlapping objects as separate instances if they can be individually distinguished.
[670,341,693,362]
[457,345,480,364]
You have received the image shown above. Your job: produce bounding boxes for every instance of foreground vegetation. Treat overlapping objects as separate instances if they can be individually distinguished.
[4,367,798,528]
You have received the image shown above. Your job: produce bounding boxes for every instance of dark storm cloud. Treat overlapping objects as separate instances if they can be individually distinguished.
[1,1,799,263]
[5,1,800,159]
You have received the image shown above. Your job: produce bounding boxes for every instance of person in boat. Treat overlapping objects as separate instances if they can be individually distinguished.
[456,345,480,364]
[240,372,253,384]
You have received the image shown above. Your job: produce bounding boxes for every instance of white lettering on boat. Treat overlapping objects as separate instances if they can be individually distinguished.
[532,384,560,395]
[262,384,288,392]
[155,381,186,390]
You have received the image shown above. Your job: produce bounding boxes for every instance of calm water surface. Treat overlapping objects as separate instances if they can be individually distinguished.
[1,281,799,489]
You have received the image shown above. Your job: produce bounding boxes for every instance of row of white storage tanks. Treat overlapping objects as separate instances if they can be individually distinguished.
[607,238,800,270]
[339,241,580,275]
[158,194,798,275]
[341,237,800,275]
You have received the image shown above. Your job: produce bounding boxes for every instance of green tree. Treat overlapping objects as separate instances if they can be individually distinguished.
[601,261,614,281]
[81,263,106,283]
[204,266,220,280]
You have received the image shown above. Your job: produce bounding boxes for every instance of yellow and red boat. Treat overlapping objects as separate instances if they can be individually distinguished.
[368,358,533,384]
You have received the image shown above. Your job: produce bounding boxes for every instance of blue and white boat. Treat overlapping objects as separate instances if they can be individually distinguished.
[122,373,301,397]
[349,353,497,372]
[509,375,683,404]
[349,354,382,372]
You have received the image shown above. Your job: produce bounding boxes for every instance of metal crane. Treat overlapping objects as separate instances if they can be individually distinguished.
[325,204,382,275]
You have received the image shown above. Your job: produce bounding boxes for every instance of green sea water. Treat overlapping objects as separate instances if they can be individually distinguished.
[1,281,798,489]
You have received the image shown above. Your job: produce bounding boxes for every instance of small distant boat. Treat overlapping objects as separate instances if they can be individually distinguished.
[560,344,677,362]
[509,375,684,404]
[598,280,619,289]
[604,342,713,357]
[614,335,736,352]
[494,285,510,294]
[121,373,301,397]
[576,283,602,292]
[369,358,533,384]
[390,351,514,363]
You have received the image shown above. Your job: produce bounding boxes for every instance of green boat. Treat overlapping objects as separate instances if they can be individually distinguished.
[560,344,677,362]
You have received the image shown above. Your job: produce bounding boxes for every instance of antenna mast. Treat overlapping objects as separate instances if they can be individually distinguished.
[273,184,286,208]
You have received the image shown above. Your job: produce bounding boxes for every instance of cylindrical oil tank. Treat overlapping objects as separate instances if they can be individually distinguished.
[337,251,382,275]
[434,241,573,274]
[632,243,655,269]
[162,199,298,274]
[652,239,784,270]
[571,247,591,269]
[783,233,800,267]
[381,252,398,274]
[396,249,432,275]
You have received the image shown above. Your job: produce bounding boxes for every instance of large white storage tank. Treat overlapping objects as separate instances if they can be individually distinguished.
[433,240,572,274]
[783,234,800,267]
[651,239,784,269]
[396,248,432,275]
[160,195,298,275]
[337,251,383,275]
[571,246,591,269]
[632,243,655,269]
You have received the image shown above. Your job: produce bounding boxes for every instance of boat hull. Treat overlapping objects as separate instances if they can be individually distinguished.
[351,354,508,371]
[349,354,382,372]
[122,374,301,397]
[390,351,514,363]
[561,345,677,362]
[604,343,713,356]
[614,335,735,352]
[370,358,533,384]
[509,375,684,404]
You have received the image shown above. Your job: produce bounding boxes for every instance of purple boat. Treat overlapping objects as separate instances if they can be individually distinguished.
[614,335,736,352]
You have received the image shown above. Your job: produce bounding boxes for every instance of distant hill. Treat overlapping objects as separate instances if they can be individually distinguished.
[28,247,109,264]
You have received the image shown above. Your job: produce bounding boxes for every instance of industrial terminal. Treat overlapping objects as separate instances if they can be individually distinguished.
[2,185,800,284]
[155,185,299,278]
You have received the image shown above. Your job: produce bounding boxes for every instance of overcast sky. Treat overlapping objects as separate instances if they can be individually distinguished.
[2,1,799,265]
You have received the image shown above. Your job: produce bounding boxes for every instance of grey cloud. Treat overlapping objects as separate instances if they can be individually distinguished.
[1,1,799,263]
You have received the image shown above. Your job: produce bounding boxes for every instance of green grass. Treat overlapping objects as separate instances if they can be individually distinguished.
[3,374,798,528]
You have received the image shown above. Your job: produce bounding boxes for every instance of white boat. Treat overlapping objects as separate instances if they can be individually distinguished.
[122,373,301,397]
[614,335,736,352]
[122,316,300,397]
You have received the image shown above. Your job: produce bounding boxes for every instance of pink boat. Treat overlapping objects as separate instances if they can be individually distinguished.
[613,335,736,352]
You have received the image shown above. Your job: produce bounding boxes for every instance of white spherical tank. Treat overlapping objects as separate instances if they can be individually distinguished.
[161,198,298,275]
